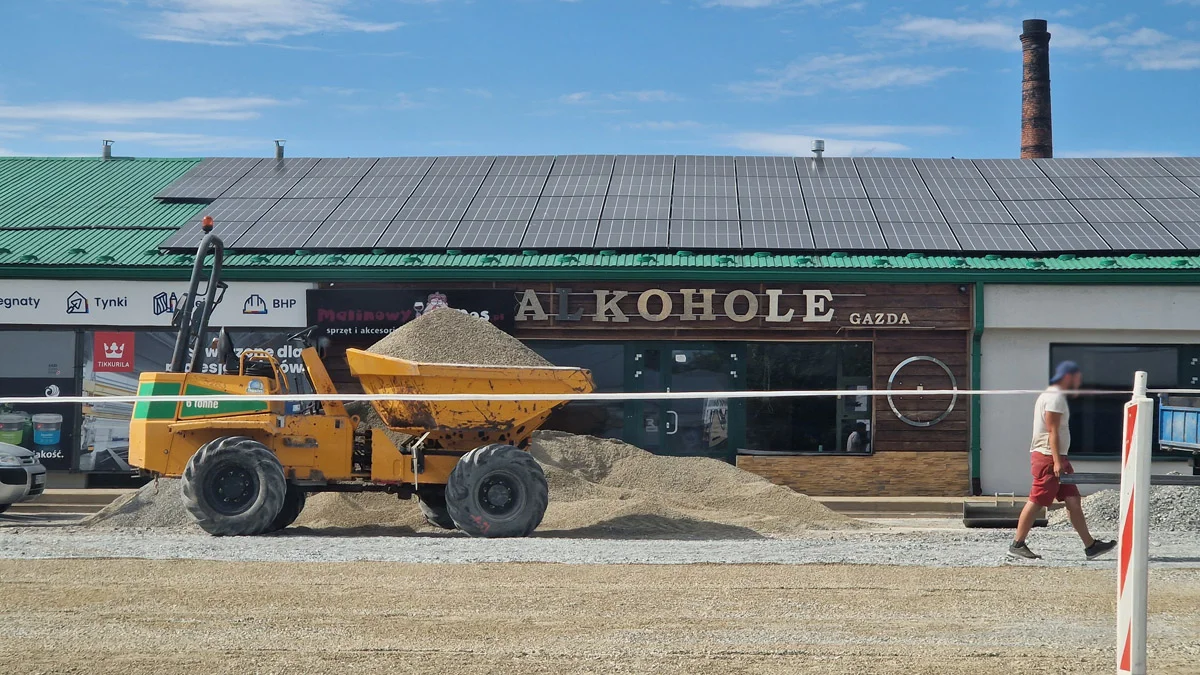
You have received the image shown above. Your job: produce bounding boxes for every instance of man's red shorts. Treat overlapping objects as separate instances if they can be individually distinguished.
[1029,452,1081,506]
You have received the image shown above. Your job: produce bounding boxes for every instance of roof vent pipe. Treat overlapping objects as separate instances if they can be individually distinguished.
[101,139,113,160]
[811,139,825,160]
[1020,19,1053,159]
[274,139,285,160]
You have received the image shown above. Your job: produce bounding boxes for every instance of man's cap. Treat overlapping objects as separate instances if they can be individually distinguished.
[1050,360,1081,384]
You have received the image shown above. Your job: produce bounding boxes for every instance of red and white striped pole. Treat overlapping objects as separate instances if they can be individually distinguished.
[1117,370,1153,675]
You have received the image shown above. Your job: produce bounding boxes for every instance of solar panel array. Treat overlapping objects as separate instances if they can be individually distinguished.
[157,155,1200,253]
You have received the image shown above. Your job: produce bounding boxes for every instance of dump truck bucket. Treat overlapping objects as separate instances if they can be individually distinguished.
[345,349,595,450]
[962,493,1047,529]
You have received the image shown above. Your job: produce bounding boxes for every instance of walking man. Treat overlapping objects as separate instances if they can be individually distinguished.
[1008,361,1117,561]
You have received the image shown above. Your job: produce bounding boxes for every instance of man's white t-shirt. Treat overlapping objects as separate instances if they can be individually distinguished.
[1031,386,1070,456]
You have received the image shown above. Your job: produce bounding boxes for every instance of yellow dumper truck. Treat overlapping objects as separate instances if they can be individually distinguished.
[129,219,594,537]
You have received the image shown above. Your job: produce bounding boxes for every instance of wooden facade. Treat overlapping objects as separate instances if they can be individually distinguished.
[314,281,975,496]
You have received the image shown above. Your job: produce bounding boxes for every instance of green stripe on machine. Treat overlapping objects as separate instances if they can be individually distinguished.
[178,384,269,418]
[132,382,182,420]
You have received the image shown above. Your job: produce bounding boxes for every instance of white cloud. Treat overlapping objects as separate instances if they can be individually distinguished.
[134,0,402,45]
[0,123,35,139]
[0,97,282,124]
[730,53,960,99]
[890,17,1016,51]
[621,120,706,131]
[804,123,955,137]
[724,131,908,156]
[560,90,682,104]
[0,147,19,156]
[1057,149,1182,158]
[43,131,260,150]
[700,0,846,7]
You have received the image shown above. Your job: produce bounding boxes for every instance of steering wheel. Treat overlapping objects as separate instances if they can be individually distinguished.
[286,326,321,345]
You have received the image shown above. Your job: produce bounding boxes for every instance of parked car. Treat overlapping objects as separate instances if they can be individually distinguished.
[0,441,47,513]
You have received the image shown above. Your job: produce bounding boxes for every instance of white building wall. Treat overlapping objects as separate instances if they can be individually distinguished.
[980,285,1195,495]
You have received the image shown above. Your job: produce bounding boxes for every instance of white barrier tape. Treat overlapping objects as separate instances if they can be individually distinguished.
[0,388,1130,406]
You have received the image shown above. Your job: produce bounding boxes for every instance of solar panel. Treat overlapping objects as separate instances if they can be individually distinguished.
[232,221,323,249]
[490,156,555,176]
[740,220,814,248]
[923,178,997,201]
[366,157,436,176]
[879,221,960,251]
[412,174,486,198]
[551,155,616,176]
[735,156,798,177]
[1070,199,1156,223]
[187,198,277,223]
[669,219,741,248]
[810,221,887,249]
[1003,200,1086,224]
[602,195,671,220]
[394,195,474,221]
[347,175,422,199]
[1136,198,1200,221]
[1019,222,1109,251]
[1089,221,1183,250]
[305,220,390,248]
[543,174,611,197]
[376,220,458,248]
[973,159,1046,179]
[985,177,1065,200]
[859,175,932,199]
[805,198,876,222]
[609,174,672,196]
[223,174,305,199]
[736,176,803,198]
[937,199,1016,224]
[796,156,858,177]
[949,222,1033,251]
[188,157,263,177]
[160,221,255,250]
[1034,158,1106,178]
[738,195,806,220]
[854,157,919,178]
[533,195,606,220]
[914,159,984,180]
[428,156,495,175]
[1049,176,1131,199]
[869,199,945,223]
[155,174,241,200]
[595,219,670,247]
[612,155,673,176]
[671,196,739,220]
[306,158,377,177]
[673,175,737,197]
[476,174,549,197]
[1156,158,1200,177]
[1095,157,1173,177]
[328,197,410,221]
[1181,177,1200,194]
[798,175,868,199]
[1115,176,1199,199]
[463,195,540,221]
[258,198,342,222]
[522,220,600,248]
[1161,222,1200,248]
[675,156,735,176]
[284,175,362,199]
[449,220,529,248]
[244,157,319,177]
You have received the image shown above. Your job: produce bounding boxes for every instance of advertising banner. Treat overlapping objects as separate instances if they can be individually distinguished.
[0,281,310,327]
[0,377,78,471]
[307,289,517,338]
[92,332,135,372]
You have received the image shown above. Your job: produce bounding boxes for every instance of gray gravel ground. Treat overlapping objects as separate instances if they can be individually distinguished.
[3,522,1199,567]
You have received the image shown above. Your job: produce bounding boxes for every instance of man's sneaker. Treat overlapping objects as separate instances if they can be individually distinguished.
[1085,539,1118,560]
[1008,541,1042,560]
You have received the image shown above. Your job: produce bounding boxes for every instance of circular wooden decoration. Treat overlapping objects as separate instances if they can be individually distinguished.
[887,356,958,428]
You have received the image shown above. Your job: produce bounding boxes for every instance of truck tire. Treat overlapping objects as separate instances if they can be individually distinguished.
[266,484,307,533]
[445,444,548,538]
[417,493,456,530]
[181,436,286,536]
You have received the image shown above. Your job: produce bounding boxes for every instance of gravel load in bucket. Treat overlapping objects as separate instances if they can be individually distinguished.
[365,307,551,367]
[1047,485,1200,532]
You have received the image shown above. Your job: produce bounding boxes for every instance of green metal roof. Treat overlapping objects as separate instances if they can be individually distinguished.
[0,157,203,228]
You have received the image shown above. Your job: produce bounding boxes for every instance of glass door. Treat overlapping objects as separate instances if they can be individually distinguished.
[633,344,738,461]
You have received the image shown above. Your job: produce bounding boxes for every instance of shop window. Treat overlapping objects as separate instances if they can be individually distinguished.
[0,331,80,471]
[743,342,873,454]
[527,341,626,440]
[1049,344,1179,457]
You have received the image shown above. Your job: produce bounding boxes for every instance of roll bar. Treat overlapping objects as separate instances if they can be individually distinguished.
[168,218,227,373]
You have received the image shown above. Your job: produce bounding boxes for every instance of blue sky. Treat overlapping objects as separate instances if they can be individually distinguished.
[1,0,1198,159]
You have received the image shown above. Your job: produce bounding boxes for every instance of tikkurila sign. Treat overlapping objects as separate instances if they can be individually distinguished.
[307,289,517,337]
[516,287,916,327]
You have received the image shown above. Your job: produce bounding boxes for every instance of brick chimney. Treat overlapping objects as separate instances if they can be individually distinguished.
[1020,19,1053,159]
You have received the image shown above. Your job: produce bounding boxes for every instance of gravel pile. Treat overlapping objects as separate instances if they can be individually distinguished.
[366,307,551,367]
[1048,485,1200,532]
[82,478,198,531]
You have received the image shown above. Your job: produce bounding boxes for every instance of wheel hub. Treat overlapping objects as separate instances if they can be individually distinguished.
[478,475,519,516]
[205,465,258,515]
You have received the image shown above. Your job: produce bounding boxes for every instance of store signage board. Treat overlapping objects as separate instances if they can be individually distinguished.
[0,281,310,327]
[308,289,517,338]
[92,332,135,372]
